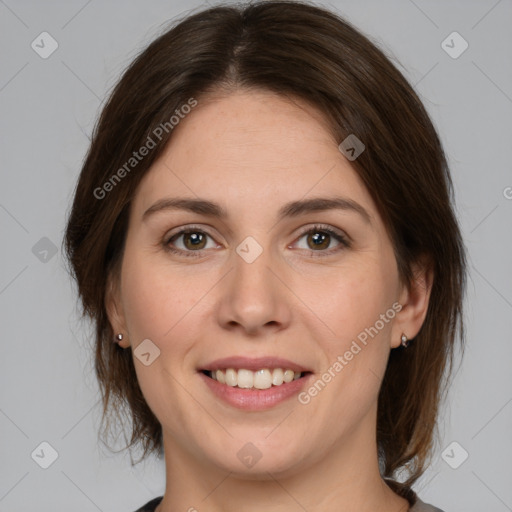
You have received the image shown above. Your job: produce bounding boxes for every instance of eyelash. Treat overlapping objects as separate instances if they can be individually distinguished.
[163,223,350,259]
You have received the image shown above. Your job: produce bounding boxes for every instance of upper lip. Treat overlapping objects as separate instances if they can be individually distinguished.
[200,356,311,373]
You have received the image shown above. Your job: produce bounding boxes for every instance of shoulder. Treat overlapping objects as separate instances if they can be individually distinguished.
[384,479,445,512]
[410,495,446,512]
[132,496,164,512]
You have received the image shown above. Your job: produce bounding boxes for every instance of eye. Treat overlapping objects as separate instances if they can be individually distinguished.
[292,224,350,257]
[163,223,350,259]
[164,226,219,258]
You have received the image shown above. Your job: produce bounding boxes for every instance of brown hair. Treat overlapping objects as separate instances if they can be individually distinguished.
[63,0,466,490]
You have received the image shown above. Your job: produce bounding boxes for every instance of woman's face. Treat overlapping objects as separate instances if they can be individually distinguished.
[108,89,420,477]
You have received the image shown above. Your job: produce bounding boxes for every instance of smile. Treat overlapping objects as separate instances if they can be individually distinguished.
[199,359,312,410]
[203,368,305,389]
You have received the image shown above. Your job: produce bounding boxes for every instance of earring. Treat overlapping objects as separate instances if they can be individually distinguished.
[114,333,123,343]
[401,333,409,348]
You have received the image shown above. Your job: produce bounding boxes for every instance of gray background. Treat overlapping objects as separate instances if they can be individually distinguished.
[1,0,511,510]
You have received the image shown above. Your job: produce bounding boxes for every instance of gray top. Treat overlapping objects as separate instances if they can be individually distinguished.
[384,479,445,512]
[134,494,445,511]
[410,496,445,511]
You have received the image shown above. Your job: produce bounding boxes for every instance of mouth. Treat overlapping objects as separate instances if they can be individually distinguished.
[198,356,313,410]
[201,368,311,390]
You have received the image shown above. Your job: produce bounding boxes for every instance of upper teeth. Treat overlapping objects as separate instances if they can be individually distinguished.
[209,368,302,389]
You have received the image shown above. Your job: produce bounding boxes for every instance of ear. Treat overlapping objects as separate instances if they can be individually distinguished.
[391,255,434,348]
[105,271,130,348]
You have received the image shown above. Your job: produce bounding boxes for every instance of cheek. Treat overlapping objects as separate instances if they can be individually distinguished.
[300,278,395,437]
[310,259,396,347]
[119,249,209,427]
[120,246,205,343]
[302,252,398,407]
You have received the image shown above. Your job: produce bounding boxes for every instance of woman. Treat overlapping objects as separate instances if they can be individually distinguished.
[64,1,467,511]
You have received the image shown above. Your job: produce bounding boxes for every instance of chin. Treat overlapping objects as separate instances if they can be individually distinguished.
[196,437,312,479]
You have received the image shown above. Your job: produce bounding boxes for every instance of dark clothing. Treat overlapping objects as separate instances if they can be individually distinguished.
[133,492,445,511]
[133,496,162,512]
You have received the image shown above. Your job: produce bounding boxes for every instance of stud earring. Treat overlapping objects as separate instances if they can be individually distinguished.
[114,333,123,343]
[401,333,409,348]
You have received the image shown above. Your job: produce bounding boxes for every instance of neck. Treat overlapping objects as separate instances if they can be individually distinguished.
[155,406,410,512]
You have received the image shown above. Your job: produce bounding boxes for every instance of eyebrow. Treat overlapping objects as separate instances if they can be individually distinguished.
[142,196,372,225]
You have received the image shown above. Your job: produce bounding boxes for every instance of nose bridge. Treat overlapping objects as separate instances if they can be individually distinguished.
[216,233,291,334]
[233,233,278,307]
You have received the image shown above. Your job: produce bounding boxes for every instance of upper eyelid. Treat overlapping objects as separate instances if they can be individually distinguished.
[165,224,218,242]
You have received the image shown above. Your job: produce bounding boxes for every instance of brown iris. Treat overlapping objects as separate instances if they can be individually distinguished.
[182,231,207,250]
[307,231,330,250]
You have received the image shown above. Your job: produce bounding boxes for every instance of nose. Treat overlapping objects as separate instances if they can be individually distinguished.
[215,238,292,337]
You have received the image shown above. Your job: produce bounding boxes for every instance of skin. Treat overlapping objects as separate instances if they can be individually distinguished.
[107,89,433,512]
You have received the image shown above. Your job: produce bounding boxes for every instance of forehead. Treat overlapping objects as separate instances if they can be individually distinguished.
[132,90,377,224]
[168,89,339,165]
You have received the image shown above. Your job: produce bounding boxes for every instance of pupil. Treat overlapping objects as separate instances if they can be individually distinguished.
[187,232,204,248]
[310,232,328,249]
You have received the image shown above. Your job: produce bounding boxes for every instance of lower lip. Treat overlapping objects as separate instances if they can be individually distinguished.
[199,372,312,411]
